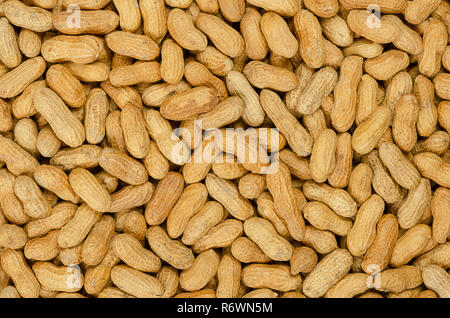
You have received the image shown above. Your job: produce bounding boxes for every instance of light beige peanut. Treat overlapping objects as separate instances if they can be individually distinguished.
[81,215,115,266]
[0,249,40,298]
[343,39,383,58]
[157,266,179,298]
[303,202,352,236]
[196,46,233,76]
[216,253,241,298]
[41,35,105,64]
[231,237,271,264]
[14,175,51,219]
[266,163,305,241]
[112,233,161,273]
[390,224,432,267]
[24,230,59,261]
[362,150,403,204]
[109,182,153,213]
[412,131,449,155]
[405,0,442,25]
[246,0,298,17]
[396,178,431,230]
[302,181,357,218]
[413,152,450,188]
[256,191,291,239]
[101,81,142,110]
[325,273,370,298]
[240,7,268,61]
[242,289,277,298]
[414,75,438,137]
[63,62,110,82]
[260,12,297,58]
[147,226,194,270]
[0,136,37,176]
[310,129,337,183]
[422,265,450,298]
[18,29,42,58]
[46,64,86,109]
[374,266,422,293]
[243,61,298,92]
[365,50,410,81]
[294,10,324,69]
[242,264,301,292]
[160,39,184,84]
[192,219,243,253]
[182,201,224,246]
[105,31,159,61]
[431,187,450,244]
[69,168,111,212]
[34,165,79,203]
[53,10,119,35]
[184,61,228,101]
[414,243,450,269]
[167,8,207,51]
[347,195,384,257]
[302,249,353,298]
[57,205,101,249]
[347,10,398,44]
[205,173,254,221]
[244,217,293,262]
[111,265,164,298]
[0,169,29,224]
[290,246,318,275]
[0,17,21,68]
[180,249,220,292]
[50,145,102,171]
[99,147,148,185]
[24,202,77,239]
[0,224,28,250]
[109,61,161,87]
[3,0,52,32]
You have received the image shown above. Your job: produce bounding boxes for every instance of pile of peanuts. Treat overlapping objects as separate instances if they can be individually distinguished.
[0,0,449,299]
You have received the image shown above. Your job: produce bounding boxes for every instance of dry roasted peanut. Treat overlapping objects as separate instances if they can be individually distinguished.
[243,264,301,292]
[105,32,159,61]
[322,38,344,69]
[50,145,102,171]
[405,0,441,25]
[320,15,353,48]
[356,75,378,125]
[184,61,228,101]
[46,64,86,109]
[138,0,166,43]
[231,237,270,264]
[166,183,207,239]
[99,147,148,185]
[195,46,233,76]
[120,106,150,159]
[41,35,105,64]
[256,191,291,239]
[343,39,383,59]
[414,243,450,269]
[33,165,79,203]
[81,215,115,266]
[112,234,161,273]
[302,249,353,298]
[0,286,20,298]
[434,73,450,100]
[182,201,224,245]
[205,173,254,221]
[340,0,406,13]
[167,8,207,51]
[0,136,38,176]
[244,217,293,262]
[195,0,218,14]
[83,88,108,144]
[396,178,431,230]
[143,141,169,180]
[192,219,243,253]
[14,175,51,219]
[431,188,450,244]
[11,80,44,119]
[0,17,21,68]
[382,15,423,56]
[69,168,111,212]
[24,202,77,239]
[109,182,153,213]
[347,10,398,44]
[160,86,218,121]
[328,133,353,188]
[24,230,59,261]
[375,266,422,293]
[365,50,409,81]
[53,10,119,35]
[0,56,46,99]
[422,265,450,298]
[294,10,324,69]
[242,61,298,92]
[240,7,268,61]
[226,71,264,127]
[310,129,337,183]
[111,0,140,32]
[332,56,363,132]
[0,170,28,225]
[58,204,101,249]
[242,288,277,298]
[3,0,52,32]
[352,106,392,155]
[174,289,216,298]
[180,249,220,292]
[142,82,189,107]
[266,163,305,241]
[0,99,12,134]
[145,172,184,225]
[111,265,164,298]
[109,61,161,87]
[157,266,179,298]
[290,246,318,275]
[13,118,38,156]
[303,202,352,236]
[0,224,28,250]
[390,224,432,267]
[302,181,357,218]
[347,195,384,257]
[260,12,297,59]
[378,142,421,190]
[413,152,450,188]
[17,28,41,58]
[102,81,142,110]
[237,173,265,199]
[196,96,243,130]
[303,0,338,18]
[261,90,313,157]
[412,75,437,137]
[391,95,419,152]
[0,249,40,298]
[147,226,194,270]
[63,62,110,83]
[160,39,184,84]
[325,273,370,298]
[278,151,310,181]
[413,131,449,155]
[216,253,241,298]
